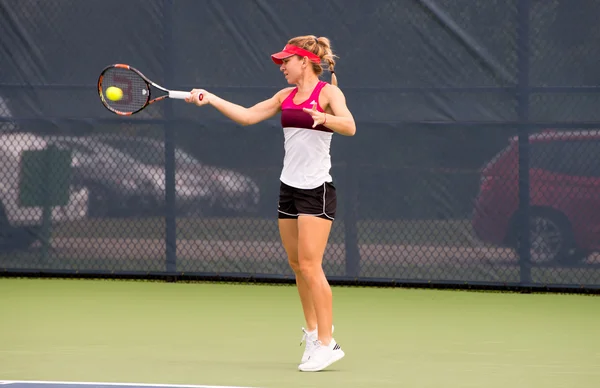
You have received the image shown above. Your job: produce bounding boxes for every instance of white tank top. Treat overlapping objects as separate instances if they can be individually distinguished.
[279,81,333,189]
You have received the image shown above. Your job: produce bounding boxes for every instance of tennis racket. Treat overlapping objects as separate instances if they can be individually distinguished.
[97,63,202,115]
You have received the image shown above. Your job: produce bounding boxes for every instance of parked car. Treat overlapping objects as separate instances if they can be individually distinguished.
[45,135,170,218]
[472,130,600,264]
[0,132,89,251]
[90,134,260,216]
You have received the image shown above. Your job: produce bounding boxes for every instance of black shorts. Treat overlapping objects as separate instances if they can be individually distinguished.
[278,181,337,220]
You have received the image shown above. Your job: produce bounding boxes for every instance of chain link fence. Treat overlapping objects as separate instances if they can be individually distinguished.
[1,0,599,289]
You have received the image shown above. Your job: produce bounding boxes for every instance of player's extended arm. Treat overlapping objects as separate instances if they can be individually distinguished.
[187,88,292,126]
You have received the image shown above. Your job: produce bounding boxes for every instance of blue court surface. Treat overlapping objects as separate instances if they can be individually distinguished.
[0,382,257,388]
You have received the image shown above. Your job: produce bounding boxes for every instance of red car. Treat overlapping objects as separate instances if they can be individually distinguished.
[472,130,600,264]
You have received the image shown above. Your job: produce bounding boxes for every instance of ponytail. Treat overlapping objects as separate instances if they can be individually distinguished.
[316,36,338,86]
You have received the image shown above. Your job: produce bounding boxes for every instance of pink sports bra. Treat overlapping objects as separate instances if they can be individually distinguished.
[280,81,332,133]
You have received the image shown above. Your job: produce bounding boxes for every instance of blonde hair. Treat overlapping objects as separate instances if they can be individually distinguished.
[287,35,339,86]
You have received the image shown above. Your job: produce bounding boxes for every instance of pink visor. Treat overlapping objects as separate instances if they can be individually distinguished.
[271,44,321,65]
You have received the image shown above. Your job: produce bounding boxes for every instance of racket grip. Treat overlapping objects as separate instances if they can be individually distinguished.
[169,90,204,101]
[169,90,192,99]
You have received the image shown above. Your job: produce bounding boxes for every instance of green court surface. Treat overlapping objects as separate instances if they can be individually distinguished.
[1,278,599,388]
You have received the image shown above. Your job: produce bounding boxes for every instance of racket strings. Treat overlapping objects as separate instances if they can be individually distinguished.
[100,68,149,114]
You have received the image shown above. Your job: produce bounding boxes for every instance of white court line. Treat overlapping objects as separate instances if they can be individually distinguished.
[0,381,258,388]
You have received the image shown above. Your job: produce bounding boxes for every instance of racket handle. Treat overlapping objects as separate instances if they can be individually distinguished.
[169,90,191,99]
[169,90,204,101]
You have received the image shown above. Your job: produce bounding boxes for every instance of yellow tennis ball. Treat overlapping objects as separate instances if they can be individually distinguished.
[106,86,123,101]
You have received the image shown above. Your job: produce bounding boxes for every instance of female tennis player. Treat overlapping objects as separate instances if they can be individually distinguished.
[185,35,356,372]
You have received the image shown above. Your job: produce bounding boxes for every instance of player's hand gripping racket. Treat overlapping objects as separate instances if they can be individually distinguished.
[97,64,202,115]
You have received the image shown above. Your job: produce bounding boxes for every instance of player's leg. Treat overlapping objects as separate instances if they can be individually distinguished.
[296,215,334,344]
[296,214,344,372]
[278,218,317,332]
[294,182,344,372]
[277,181,318,363]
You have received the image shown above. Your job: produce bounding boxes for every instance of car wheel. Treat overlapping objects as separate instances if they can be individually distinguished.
[87,186,113,218]
[0,204,13,251]
[0,226,40,252]
[126,195,160,217]
[181,200,216,218]
[521,209,582,265]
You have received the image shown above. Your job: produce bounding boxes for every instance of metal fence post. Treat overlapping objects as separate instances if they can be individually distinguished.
[517,0,532,284]
[344,160,360,278]
[163,0,177,274]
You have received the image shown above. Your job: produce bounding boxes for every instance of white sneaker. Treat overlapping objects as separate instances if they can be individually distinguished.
[299,325,335,364]
[300,328,318,364]
[298,338,345,372]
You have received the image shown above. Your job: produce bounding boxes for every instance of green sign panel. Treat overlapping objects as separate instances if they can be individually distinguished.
[19,146,72,208]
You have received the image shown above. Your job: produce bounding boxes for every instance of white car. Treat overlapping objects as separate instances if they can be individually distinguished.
[0,132,89,250]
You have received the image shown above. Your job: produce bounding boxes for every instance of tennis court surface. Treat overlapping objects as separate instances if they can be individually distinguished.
[0,382,256,388]
[1,278,599,388]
